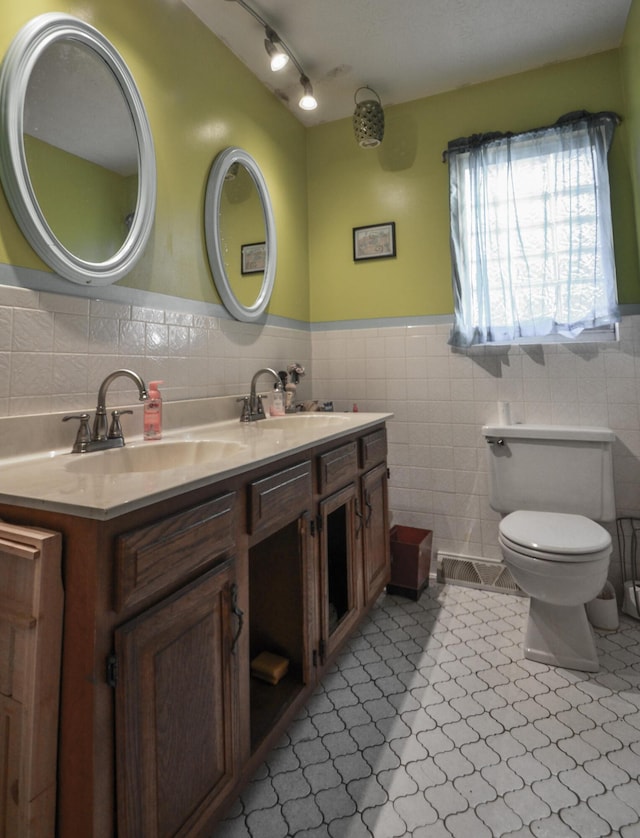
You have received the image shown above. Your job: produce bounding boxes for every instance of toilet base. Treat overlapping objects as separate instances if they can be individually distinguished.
[523,598,599,673]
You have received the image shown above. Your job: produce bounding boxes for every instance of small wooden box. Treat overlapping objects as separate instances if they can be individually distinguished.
[387,526,433,600]
[251,651,290,685]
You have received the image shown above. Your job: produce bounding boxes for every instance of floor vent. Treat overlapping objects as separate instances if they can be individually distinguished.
[436,551,524,596]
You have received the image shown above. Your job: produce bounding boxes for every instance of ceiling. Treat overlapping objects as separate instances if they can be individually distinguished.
[183,0,633,127]
[25,40,138,175]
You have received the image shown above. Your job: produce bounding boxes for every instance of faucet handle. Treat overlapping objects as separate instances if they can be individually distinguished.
[108,409,133,440]
[236,396,251,423]
[62,413,92,453]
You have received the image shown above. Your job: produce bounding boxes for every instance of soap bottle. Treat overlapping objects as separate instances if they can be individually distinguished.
[144,380,163,440]
[270,383,285,417]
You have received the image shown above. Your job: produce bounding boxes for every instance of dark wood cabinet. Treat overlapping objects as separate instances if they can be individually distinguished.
[315,427,390,668]
[358,428,390,605]
[318,482,361,664]
[114,492,236,612]
[111,489,241,837]
[248,511,314,753]
[318,441,358,494]
[247,460,312,537]
[0,420,389,838]
[361,462,390,605]
[114,559,239,838]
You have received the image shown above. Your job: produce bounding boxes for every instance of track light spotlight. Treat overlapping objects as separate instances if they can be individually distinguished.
[298,76,318,111]
[264,27,289,72]
[228,0,318,115]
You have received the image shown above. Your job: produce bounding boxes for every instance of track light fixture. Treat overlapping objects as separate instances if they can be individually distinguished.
[227,0,317,112]
[298,76,318,111]
[264,27,289,72]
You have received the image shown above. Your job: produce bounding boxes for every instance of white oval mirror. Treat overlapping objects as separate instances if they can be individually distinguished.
[204,147,277,322]
[0,13,156,286]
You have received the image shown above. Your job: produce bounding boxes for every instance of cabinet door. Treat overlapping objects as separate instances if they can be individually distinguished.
[114,559,239,838]
[318,483,360,664]
[361,463,390,605]
[0,523,63,838]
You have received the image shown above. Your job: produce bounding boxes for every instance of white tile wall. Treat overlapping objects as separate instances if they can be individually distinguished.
[0,285,312,416]
[2,283,639,592]
[311,318,640,593]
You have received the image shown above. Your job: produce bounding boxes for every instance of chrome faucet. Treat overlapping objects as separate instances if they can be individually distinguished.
[239,367,281,422]
[93,369,148,439]
[63,369,148,453]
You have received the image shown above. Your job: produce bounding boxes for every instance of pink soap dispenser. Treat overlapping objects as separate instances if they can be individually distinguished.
[144,380,163,440]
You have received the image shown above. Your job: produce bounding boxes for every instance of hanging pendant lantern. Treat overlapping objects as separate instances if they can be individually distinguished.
[353,86,384,148]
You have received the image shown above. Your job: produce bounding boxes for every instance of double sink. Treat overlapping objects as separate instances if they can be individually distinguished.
[0,406,391,519]
[65,413,351,474]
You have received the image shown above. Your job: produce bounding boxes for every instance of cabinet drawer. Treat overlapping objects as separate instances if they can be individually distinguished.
[115,492,236,612]
[360,428,387,470]
[317,441,357,494]
[248,461,312,536]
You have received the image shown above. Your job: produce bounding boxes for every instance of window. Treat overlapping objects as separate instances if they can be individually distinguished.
[446,112,620,348]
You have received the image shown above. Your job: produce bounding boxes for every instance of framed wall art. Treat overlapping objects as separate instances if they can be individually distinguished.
[241,241,266,274]
[353,222,396,261]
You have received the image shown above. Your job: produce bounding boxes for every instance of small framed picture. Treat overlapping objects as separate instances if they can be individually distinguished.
[353,222,396,261]
[241,242,266,274]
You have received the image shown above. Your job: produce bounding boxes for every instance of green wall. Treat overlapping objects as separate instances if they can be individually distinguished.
[0,0,310,321]
[2,1,640,326]
[24,134,134,262]
[219,166,268,308]
[621,0,640,260]
[307,50,639,322]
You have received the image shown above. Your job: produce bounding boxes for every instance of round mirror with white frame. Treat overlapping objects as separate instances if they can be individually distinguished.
[0,13,156,286]
[205,147,277,322]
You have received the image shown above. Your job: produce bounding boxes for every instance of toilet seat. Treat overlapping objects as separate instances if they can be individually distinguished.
[499,510,611,563]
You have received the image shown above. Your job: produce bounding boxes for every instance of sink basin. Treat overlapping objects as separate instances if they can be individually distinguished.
[263,414,350,431]
[65,440,246,474]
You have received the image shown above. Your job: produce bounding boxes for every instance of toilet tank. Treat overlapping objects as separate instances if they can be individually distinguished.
[482,424,616,522]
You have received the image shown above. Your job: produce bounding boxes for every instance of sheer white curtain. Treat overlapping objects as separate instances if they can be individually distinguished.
[447,113,620,348]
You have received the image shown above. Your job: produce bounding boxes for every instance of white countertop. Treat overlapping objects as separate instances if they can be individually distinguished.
[0,408,391,520]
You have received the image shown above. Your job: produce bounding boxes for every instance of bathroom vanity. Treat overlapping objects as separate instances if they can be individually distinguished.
[0,408,391,837]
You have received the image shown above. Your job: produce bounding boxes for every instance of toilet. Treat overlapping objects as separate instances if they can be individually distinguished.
[482,424,616,672]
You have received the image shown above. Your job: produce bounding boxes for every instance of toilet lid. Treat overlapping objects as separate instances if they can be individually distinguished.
[499,510,611,556]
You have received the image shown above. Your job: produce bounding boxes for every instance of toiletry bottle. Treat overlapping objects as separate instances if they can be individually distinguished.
[284,385,295,412]
[144,380,163,440]
[270,383,285,417]
[278,370,293,412]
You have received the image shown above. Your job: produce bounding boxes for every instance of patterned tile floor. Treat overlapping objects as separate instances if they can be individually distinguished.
[216,584,640,838]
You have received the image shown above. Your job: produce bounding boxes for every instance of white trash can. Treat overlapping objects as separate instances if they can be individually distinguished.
[586,581,619,631]
[622,580,640,620]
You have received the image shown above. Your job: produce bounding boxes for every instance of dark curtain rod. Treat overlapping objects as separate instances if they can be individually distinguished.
[442,110,621,162]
